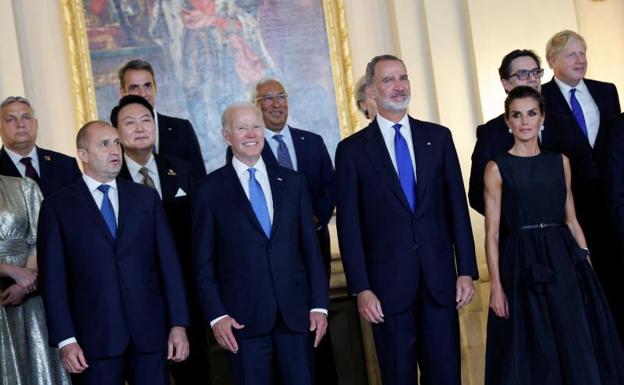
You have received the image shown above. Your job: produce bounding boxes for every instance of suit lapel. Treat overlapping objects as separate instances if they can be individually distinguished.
[261,142,279,167]
[267,166,285,237]
[116,179,130,239]
[409,118,431,215]
[223,165,268,238]
[364,121,412,212]
[155,156,178,200]
[36,147,52,192]
[585,80,608,153]
[289,127,307,173]
[0,147,22,177]
[73,180,116,245]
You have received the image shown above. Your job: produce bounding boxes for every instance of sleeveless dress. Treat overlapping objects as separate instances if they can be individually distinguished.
[0,176,70,385]
[485,152,624,385]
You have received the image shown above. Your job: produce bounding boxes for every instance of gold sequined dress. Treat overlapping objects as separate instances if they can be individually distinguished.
[0,176,70,385]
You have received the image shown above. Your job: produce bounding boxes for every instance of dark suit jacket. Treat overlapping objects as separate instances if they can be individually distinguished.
[37,178,189,359]
[118,154,196,303]
[0,146,81,197]
[157,112,206,177]
[335,117,478,313]
[192,163,329,338]
[607,113,624,248]
[468,113,563,215]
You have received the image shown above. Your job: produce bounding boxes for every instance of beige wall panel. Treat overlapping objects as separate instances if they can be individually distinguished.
[10,0,77,156]
[466,0,577,124]
[575,0,624,99]
[0,0,25,101]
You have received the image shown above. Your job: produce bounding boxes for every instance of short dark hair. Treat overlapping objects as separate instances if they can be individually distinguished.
[110,95,154,128]
[118,59,156,89]
[365,54,405,86]
[76,120,109,149]
[498,49,541,80]
[504,86,545,118]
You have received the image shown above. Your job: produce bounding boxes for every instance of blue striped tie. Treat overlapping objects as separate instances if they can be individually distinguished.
[393,123,417,212]
[248,168,272,237]
[97,184,116,238]
[570,88,588,139]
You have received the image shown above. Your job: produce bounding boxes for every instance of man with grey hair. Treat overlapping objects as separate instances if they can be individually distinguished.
[336,54,477,385]
[542,30,623,338]
[0,96,81,196]
[193,102,329,385]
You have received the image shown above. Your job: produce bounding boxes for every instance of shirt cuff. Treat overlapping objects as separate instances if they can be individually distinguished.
[210,314,229,328]
[310,308,328,315]
[58,337,77,349]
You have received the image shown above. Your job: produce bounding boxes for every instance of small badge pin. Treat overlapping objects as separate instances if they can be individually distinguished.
[167,169,176,176]
[426,142,431,146]
[44,155,52,161]
[277,177,283,181]
[167,127,172,131]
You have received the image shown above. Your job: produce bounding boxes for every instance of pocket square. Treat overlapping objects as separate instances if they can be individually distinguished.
[174,188,187,197]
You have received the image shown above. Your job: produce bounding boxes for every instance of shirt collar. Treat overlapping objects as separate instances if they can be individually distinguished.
[82,173,117,193]
[4,146,37,164]
[554,77,588,95]
[265,125,291,141]
[232,155,267,179]
[124,153,157,178]
[376,113,410,133]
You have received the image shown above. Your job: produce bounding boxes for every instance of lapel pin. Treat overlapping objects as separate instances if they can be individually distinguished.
[167,169,176,176]
[168,127,172,131]
[277,177,283,181]
[300,136,305,140]
[426,142,431,146]
[44,155,52,161]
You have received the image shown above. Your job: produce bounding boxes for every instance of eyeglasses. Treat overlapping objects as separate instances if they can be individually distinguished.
[508,68,544,81]
[255,92,288,105]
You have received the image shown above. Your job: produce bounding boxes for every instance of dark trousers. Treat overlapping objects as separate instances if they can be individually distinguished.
[226,315,314,385]
[72,344,168,385]
[169,321,211,385]
[372,289,461,385]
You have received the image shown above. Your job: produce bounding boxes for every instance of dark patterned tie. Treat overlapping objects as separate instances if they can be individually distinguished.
[272,134,294,170]
[20,157,40,184]
[138,167,156,189]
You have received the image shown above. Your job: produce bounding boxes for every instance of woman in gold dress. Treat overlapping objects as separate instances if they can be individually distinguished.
[0,175,70,385]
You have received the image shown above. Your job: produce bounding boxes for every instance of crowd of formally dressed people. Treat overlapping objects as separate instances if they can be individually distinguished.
[1,29,624,385]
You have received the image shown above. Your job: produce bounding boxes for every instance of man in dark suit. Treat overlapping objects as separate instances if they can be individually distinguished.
[335,55,478,385]
[0,96,81,196]
[110,95,210,385]
[193,102,329,385]
[468,49,560,215]
[541,30,623,338]
[37,121,190,385]
[118,59,206,177]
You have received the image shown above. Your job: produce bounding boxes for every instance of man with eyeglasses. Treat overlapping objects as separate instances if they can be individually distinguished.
[251,78,337,384]
[0,96,81,197]
[468,49,564,215]
[542,30,624,340]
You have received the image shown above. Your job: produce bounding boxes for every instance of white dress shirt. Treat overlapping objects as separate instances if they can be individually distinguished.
[124,153,163,198]
[376,113,417,181]
[554,77,600,147]
[4,146,40,177]
[58,174,119,349]
[265,125,298,170]
[210,156,326,327]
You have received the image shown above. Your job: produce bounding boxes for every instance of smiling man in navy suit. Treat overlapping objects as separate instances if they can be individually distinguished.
[335,55,478,385]
[541,30,623,338]
[119,60,206,177]
[0,96,81,196]
[37,121,190,385]
[193,102,329,385]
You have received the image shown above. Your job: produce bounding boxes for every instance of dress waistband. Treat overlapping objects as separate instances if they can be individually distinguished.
[516,222,564,230]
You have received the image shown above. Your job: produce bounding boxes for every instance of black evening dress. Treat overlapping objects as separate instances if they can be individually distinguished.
[485,152,624,385]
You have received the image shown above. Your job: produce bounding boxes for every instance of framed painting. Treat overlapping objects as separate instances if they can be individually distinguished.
[61,0,357,172]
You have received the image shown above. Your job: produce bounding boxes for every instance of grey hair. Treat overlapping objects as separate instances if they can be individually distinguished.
[250,78,286,102]
[221,102,264,131]
[365,54,405,86]
[354,76,368,114]
[1,96,34,114]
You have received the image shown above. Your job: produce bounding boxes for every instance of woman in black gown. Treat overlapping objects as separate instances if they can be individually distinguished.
[483,86,624,385]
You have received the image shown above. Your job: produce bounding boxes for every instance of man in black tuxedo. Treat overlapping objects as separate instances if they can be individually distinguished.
[0,96,81,196]
[110,95,210,385]
[118,60,206,177]
[542,30,623,338]
[468,50,556,215]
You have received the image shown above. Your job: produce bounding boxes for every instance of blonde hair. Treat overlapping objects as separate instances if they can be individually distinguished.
[546,30,586,64]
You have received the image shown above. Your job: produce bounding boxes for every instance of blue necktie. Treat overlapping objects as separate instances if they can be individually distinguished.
[97,184,116,238]
[272,134,294,170]
[248,168,272,237]
[570,88,588,139]
[393,123,417,212]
